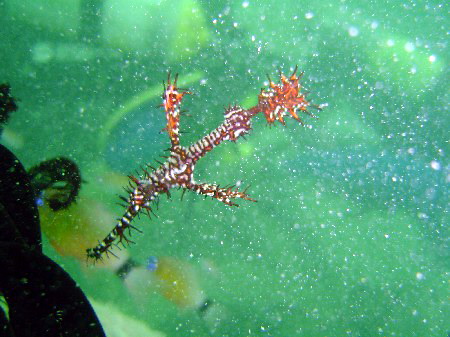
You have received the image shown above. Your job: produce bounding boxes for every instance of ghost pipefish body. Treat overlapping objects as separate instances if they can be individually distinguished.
[87,66,322,261]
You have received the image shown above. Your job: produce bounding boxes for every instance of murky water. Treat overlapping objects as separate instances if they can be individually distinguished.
[1,1,447,336]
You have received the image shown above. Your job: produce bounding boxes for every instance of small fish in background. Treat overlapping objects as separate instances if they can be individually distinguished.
[38,194,129,268]
[121,255,228,333]
[123,256,207,310]
[147,256,209,310]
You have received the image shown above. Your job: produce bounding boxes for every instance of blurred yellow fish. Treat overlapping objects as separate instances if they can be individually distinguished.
[124,256,206,310]
[39,193,128,269]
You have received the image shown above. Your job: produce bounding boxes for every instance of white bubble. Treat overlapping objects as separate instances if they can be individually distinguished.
[242,1,249,8]
[348,26,359,37]
[415,272,424,280]
[417,212,429,219]
[430,160,441,170]
[305,12,314,19]
[429,55,436,62]
[404,42,415,52]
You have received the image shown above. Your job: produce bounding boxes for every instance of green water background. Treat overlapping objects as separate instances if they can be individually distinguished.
[0,0,448,336]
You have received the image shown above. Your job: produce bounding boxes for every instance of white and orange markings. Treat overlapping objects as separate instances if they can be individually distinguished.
[87,67,321,261]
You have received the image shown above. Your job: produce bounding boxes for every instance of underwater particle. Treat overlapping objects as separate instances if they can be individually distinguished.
[415,272,424,280]
[404,42,415,53]
[305,12,314,19]
[430,160,441,170]
[417,212,428,219]
[425,187,436,200]
[428,55,436,62]
[242,1,249,8]
[348,26,359,37]
[407,147,415,155]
